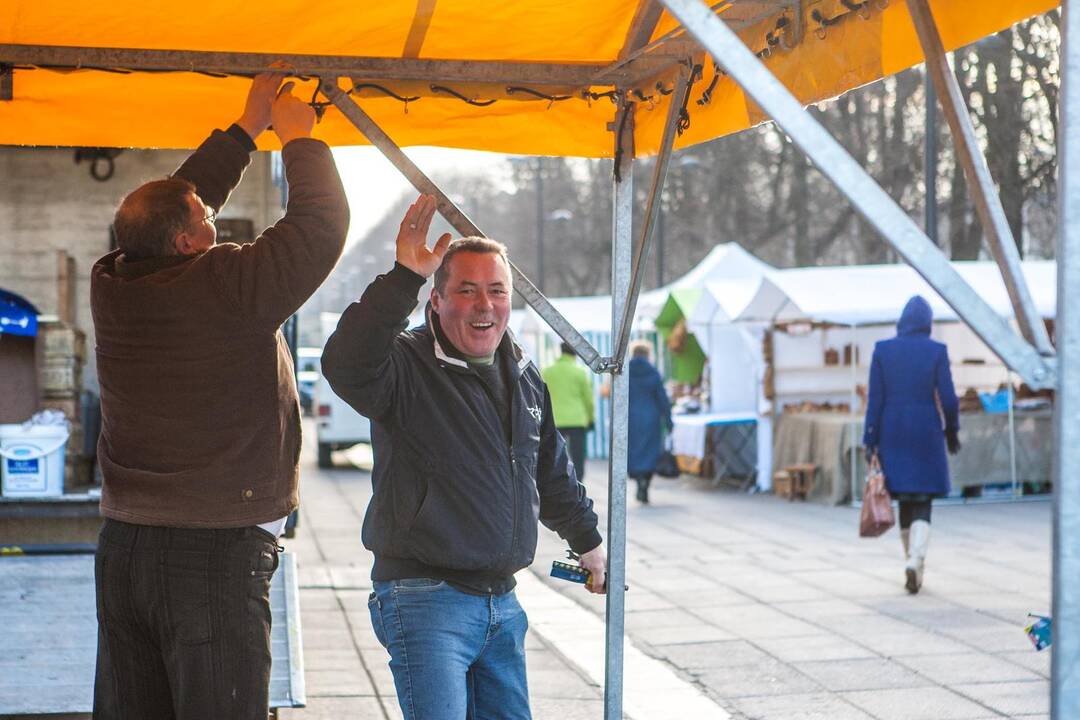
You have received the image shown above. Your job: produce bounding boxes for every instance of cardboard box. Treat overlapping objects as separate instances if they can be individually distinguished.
[40,323,86,362]
[41,362,82,397]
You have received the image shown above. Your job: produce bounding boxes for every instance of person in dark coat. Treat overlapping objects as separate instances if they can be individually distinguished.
[863,295,960,594]
[627,341,673,504]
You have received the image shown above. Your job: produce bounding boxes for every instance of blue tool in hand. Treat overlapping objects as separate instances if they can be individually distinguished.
[550,550,628,591]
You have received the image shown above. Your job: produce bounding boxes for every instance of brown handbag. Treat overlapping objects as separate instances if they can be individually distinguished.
[859,455,896,538]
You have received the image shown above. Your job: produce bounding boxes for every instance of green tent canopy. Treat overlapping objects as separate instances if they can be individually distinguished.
[653,288,706,385]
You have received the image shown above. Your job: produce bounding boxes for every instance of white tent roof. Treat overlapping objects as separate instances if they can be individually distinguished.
[686,277,768,336]
[666,243,775,289]
[520,243,774,335]
[734,261,1057,326]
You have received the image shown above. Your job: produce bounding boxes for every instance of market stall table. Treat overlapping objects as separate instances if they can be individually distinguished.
[671,412,758,487]
[771,410,1053,505]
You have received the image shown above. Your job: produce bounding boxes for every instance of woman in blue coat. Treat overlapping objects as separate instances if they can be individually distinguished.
[627,341,673,504]
[863,295,960,594]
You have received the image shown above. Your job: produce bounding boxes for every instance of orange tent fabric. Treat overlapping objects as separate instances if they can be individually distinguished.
[0,0,1057,155]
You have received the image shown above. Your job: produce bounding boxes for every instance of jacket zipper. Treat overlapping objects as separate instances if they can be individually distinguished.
[508,449,518,572]
[469,364,522,572]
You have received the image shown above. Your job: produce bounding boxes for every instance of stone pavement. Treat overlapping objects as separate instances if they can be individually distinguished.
[280,427,1051,719]
[535,464,1051,720]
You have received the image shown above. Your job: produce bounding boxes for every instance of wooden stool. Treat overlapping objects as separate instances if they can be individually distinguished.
[783,463,817,501]
[773,471,794,499]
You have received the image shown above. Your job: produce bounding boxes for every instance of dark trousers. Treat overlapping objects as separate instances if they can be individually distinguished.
[93,519,280,720]
[560,427,588,481]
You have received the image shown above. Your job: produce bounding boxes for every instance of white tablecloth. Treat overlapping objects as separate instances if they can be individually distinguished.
[671,412,758,459]
[670,412,773,490]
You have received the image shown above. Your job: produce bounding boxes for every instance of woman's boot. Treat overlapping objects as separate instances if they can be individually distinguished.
[635,476,650,504]
[905,520,930,594]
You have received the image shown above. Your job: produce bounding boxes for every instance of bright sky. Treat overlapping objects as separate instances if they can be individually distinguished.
[332,146,509,250]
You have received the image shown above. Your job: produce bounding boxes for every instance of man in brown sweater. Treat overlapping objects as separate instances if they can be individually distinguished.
[90,73,349,719]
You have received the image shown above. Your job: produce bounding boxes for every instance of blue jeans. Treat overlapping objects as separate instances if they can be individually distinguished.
[369,578,531,720]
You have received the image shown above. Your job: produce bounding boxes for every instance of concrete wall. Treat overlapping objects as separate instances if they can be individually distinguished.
[0,145,282,392]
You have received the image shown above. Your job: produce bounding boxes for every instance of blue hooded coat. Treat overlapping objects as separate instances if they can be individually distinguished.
[627,356,673,476]
[862,296,959,497]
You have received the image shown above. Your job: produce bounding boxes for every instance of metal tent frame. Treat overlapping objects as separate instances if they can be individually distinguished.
[3,1,1073,716]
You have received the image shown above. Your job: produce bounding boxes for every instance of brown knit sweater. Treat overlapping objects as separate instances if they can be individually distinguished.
[91,129,349,528]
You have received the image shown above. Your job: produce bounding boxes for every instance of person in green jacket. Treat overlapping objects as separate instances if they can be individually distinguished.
[542,342,595,481]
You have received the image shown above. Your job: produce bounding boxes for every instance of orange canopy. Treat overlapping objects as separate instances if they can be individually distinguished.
[0,0,1057,156]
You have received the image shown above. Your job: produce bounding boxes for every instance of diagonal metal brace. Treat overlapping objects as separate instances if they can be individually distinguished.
[906,0,1054,356]
[659,0,1056,389]
[319,78,606,373]
[612,64,690,369]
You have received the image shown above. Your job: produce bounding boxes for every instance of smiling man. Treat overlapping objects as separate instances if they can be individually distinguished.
[322,194,606,720]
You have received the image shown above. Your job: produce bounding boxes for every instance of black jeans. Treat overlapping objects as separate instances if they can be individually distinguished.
[560,427,588,482]
[93,519,280,720]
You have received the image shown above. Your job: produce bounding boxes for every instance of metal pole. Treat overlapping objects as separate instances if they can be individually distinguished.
[925,70,938,245]
[1053,2,1080,715]
[850,324,858,504]
[656,201,666,287]
[320,79,606,372]
[536,157,545,293]
[605,100,634,720]
[906,0,1053,356]
[657,0,1055,391]
[613,64,689,366]
[1007,370,1018,498]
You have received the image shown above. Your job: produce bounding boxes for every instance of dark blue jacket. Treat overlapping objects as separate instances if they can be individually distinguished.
[321,264,601,592]
[863,296,959,496]
[627,356,672,476]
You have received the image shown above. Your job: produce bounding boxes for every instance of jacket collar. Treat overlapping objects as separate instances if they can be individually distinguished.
[111,251,195,280]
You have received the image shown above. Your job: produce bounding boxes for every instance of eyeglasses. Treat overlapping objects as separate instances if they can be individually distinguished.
[203,207,217,225]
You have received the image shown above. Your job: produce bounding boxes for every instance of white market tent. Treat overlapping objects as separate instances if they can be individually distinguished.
[691,259,1057,412]
[518,242,772,337]
[680,256,1057,493]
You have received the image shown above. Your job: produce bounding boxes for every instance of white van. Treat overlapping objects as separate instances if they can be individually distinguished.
[315,313,372,468]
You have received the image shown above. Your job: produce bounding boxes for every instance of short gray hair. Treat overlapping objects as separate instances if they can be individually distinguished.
[433,237,511,295]
[630,340,652,359]
[114,177,197,259]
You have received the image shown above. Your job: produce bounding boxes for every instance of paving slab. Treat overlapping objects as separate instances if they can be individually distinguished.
[728,692,877,720]
[893,652,1043,685]
[840,686,1000,720]
[952,680,1050,717]
[791,658,928,692]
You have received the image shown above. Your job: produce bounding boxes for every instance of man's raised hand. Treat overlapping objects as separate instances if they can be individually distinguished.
[271,82,315,146]
[396,195,452,278]
[237,70,286,140]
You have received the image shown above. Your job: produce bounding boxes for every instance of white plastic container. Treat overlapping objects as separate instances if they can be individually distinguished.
[0,423,70,497]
